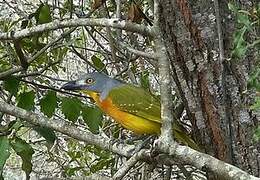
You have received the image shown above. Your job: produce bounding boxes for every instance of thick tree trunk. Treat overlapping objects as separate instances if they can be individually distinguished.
[158,0,259,178]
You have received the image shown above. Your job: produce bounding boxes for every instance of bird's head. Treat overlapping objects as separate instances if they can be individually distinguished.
[61,72,122,95]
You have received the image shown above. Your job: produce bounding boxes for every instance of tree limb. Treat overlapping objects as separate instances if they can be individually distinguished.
[158,141,259,180]
[154,0,175,143]
[0,18,154,41]
[0,98,135,157]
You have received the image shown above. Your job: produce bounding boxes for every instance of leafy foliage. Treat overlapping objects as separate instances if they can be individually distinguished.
[82,106,103,134]
[251,97,260,110]
[10,137,34,178]
[40,90,58,118]
[86,145,114,173]
[253,126,260,142]
[91,55,107,73]
[0,137,10,179]
[229,2,260,58]
[17,91,35,111]
[35,3,52,25]
[61,0,74,17]
[248,68,260,91]
[3,76,20,95]
[140,71,150,91]
[34,126,57,145]
[61,97,82,122]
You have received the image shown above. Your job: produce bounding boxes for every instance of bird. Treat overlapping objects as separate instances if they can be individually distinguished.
[61,72,198,149]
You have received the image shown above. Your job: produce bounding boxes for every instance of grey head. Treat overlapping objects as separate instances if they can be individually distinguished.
[61,72,123,100]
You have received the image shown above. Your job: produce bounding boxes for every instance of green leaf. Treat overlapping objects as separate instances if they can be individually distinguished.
[35,3,52,24]
[91,55,107,73]
[65,166,83,177]
[17,91,35,111]
[81,106,103,134]
[251,97,260,110]
[140,71,150,91]
[228,2,238,13]
[253,126,260,142]
[67,150,83,161]
[248,68,260,91]
[0,136,11,179]
[61,0,74,17]
[61,97,82,122]
[237,13,250,27]
[232,27,247,58]
[34,126,57,145]
[11,137,34,179]
[3,76,20,95]
[51,47,68,61]
[40,90,58,118]
[90,158,114,173]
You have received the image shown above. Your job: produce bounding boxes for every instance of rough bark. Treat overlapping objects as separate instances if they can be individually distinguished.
[157,0,260,177]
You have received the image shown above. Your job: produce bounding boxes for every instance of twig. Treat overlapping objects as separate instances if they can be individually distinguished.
[18,60,61,77]
[101,5,119,68]
[19,78,90,99]
[70,46,98,70]
[0,93,13,123]
[119,42,157,60]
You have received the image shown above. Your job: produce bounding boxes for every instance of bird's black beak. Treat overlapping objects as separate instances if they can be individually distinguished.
[61,81,81,90]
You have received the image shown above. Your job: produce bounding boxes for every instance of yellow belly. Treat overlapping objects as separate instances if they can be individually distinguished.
[86,91,161,134]
[107,108,161,134]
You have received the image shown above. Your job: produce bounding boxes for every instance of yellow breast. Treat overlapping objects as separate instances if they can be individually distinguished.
[85,91,161,134]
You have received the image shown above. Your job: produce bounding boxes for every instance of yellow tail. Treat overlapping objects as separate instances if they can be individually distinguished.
[173,122,200,151]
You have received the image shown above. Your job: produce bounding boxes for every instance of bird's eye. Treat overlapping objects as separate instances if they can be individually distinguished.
[85,78,94,84]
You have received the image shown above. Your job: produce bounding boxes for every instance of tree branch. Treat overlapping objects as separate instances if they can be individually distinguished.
[118,42,157,60]
[154,0,174,143]
[158,141,259,180]
[0,18,154,41]
[0,98,135,157]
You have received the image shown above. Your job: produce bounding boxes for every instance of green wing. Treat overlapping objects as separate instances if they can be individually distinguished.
[109,85,161,123]
[109,84,200,150]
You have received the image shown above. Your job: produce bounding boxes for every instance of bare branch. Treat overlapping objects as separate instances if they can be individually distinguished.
[118,42,157,60]
[158,141,259,180]
[19,78,89,99]
[154,0,174,143]
[0,18,154,41]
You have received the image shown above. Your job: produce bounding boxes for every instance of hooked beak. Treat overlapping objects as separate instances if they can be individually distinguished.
[61,81,82,90]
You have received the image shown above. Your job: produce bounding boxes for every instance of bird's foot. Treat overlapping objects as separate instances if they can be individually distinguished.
[132,135,155,154]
